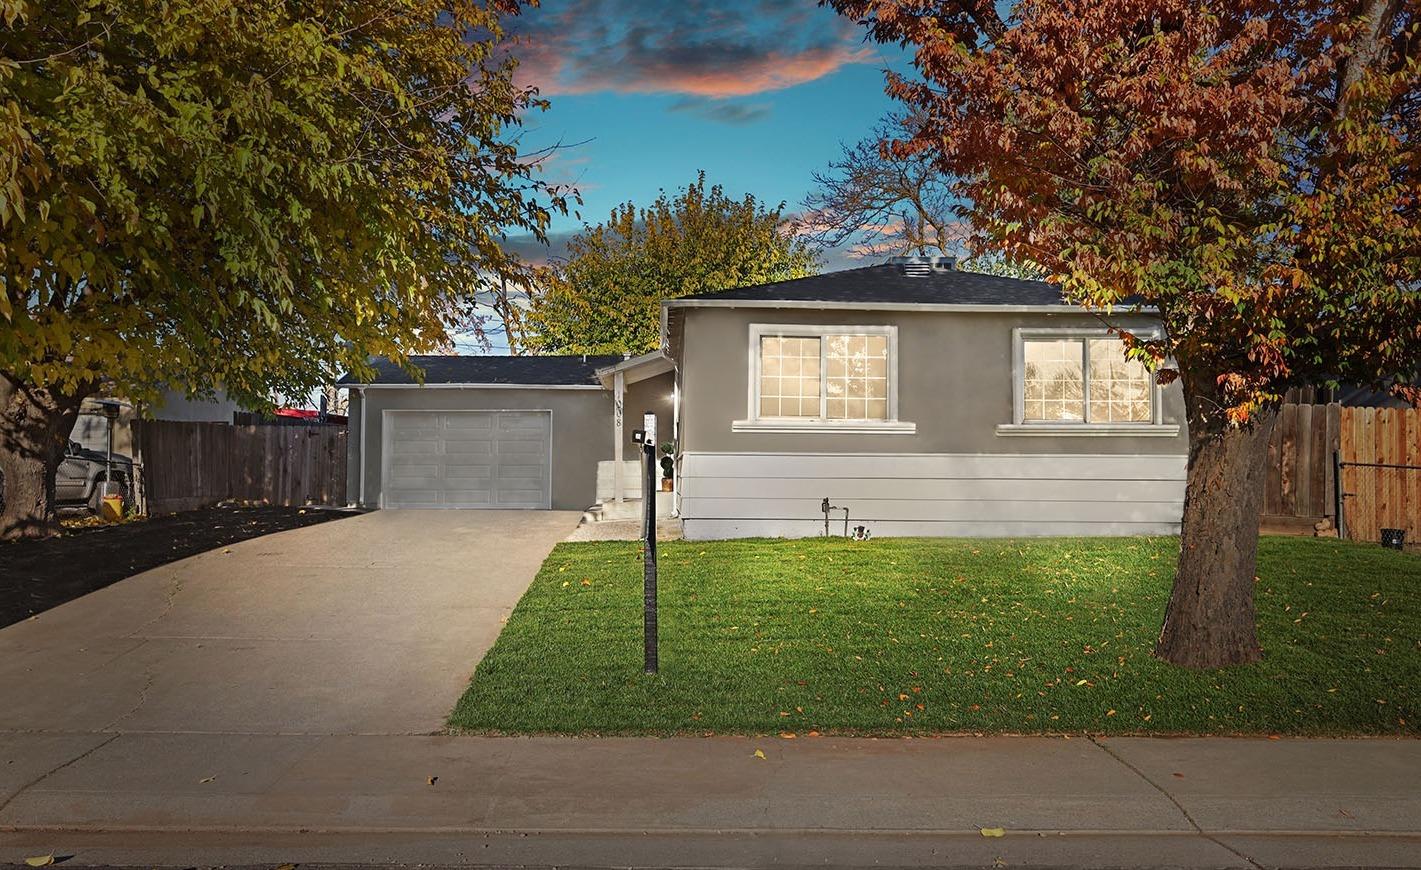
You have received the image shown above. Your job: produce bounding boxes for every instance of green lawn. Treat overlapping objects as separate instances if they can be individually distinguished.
[449,536,1418,736]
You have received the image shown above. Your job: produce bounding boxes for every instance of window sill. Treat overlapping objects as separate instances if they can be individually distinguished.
[732,419,918,435]
[995,423,1181,438]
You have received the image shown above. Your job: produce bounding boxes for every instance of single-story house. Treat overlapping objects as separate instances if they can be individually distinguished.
[340,256,1189,539]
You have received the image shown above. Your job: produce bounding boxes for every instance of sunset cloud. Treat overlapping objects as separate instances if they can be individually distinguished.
[668,97,773,125]
[506,0,876,100]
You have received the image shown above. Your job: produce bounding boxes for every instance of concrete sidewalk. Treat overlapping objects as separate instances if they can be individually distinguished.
[1,733,1417,868]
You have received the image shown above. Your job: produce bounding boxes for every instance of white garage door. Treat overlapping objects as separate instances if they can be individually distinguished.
[382,410,552,509]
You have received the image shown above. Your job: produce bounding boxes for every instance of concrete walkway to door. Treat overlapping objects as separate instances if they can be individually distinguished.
[0,509,581,736]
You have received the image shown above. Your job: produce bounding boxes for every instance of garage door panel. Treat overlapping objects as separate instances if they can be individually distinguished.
[383,410,551,509]
[391,441,439,457]
[443,441,494,456]
[496,489,544,506]
[443,490,493,505]
[497,441,546,457]
[385,489,443,507]
[444,412,494,428]
[444,462,495,478]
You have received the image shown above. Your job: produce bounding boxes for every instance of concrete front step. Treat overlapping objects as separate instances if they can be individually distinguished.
[583,495,674,523]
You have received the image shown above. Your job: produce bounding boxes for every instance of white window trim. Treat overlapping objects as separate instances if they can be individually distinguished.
[998,327,1180,438]
[734,323,916,435]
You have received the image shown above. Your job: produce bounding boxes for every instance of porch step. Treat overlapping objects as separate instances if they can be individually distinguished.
[582,495,674,524]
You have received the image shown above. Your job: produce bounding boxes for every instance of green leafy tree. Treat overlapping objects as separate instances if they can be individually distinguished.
[526,173,818,354]
[829,0,1421,668]
[0,0,566,538]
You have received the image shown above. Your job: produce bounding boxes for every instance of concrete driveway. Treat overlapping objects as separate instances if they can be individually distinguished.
[0,510,580,736]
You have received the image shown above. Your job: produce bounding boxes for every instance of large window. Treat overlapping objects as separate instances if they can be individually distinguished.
[1009,330,1165,433]
[741,325,913,433]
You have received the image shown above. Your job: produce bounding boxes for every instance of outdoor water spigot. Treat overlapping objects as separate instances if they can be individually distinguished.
[821,497,849,538]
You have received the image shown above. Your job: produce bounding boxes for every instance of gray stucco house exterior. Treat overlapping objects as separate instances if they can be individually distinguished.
[341,256,1188,538]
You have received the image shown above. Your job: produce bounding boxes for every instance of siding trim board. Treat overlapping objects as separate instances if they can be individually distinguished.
[679,451,1187,540]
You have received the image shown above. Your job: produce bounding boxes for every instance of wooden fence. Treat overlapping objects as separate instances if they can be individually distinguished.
[1263,403,1421,545]
[1263,402,1341,530]
[134,420,347,515]
[1339,407,1421,546]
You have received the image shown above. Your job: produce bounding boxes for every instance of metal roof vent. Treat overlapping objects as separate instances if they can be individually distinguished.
[889,255,956,276]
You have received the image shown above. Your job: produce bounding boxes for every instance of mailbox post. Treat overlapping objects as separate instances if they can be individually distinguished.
[632,413,658,673]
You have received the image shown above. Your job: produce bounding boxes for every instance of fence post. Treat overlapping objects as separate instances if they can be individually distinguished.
[1333,449,1345,540]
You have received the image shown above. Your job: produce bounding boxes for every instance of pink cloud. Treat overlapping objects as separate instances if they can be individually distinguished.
[505,1,877,104]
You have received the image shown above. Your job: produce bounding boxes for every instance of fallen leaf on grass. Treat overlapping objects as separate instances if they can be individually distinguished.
[780,732,796,739]
[752,749,766,759]
[24,856,54,867]
[980,827,1006,838]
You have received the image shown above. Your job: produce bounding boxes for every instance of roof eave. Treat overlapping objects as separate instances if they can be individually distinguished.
[660,298,1160,315]
[341,382,605,390]
[595,350,674,389]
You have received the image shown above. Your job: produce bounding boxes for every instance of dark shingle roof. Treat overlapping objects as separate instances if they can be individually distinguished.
[668,264,1069,306]
[339,354,623,386]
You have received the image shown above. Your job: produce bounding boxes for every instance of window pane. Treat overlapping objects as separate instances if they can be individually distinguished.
[1023,340,1084,421]
[759,336,820,417]
[1087,339,1152,422]
[825,333,889,420]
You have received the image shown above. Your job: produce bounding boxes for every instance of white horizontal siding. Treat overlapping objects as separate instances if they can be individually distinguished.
[680,452,1187,481]
[680,476,1179,502]
[680,497,1182,524]
[684,519,1182,540]
[678,452,1186,540]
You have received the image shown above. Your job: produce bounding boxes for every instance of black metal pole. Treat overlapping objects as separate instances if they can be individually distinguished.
[643,441,658,674]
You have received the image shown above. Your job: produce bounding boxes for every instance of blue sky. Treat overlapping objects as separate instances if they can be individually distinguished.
[500,0,909,270]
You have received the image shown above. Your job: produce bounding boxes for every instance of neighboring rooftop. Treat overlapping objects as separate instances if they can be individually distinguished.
[666,262,1074,307]
[339,354,624,386]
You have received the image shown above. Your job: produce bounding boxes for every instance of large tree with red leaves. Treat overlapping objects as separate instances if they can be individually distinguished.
[829,0,1421,668]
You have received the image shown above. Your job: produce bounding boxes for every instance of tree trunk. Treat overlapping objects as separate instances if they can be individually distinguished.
[1154,380,1278,669]
[0,372,88,540]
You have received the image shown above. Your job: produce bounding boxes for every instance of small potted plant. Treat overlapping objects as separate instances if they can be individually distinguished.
[658,442,675,491]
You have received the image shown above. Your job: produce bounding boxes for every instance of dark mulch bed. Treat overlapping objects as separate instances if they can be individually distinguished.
[0,505,355,629]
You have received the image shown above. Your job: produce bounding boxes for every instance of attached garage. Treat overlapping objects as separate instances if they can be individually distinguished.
[341,355,625,511]
[382,410,552,509]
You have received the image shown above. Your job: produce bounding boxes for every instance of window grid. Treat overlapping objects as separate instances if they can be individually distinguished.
[825,334,889,421]
[758,336,821,418]
[1022,336,1153,424]
[1088,339,1153,422]
[1023,339,1085,422]
[757,332,891,422]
